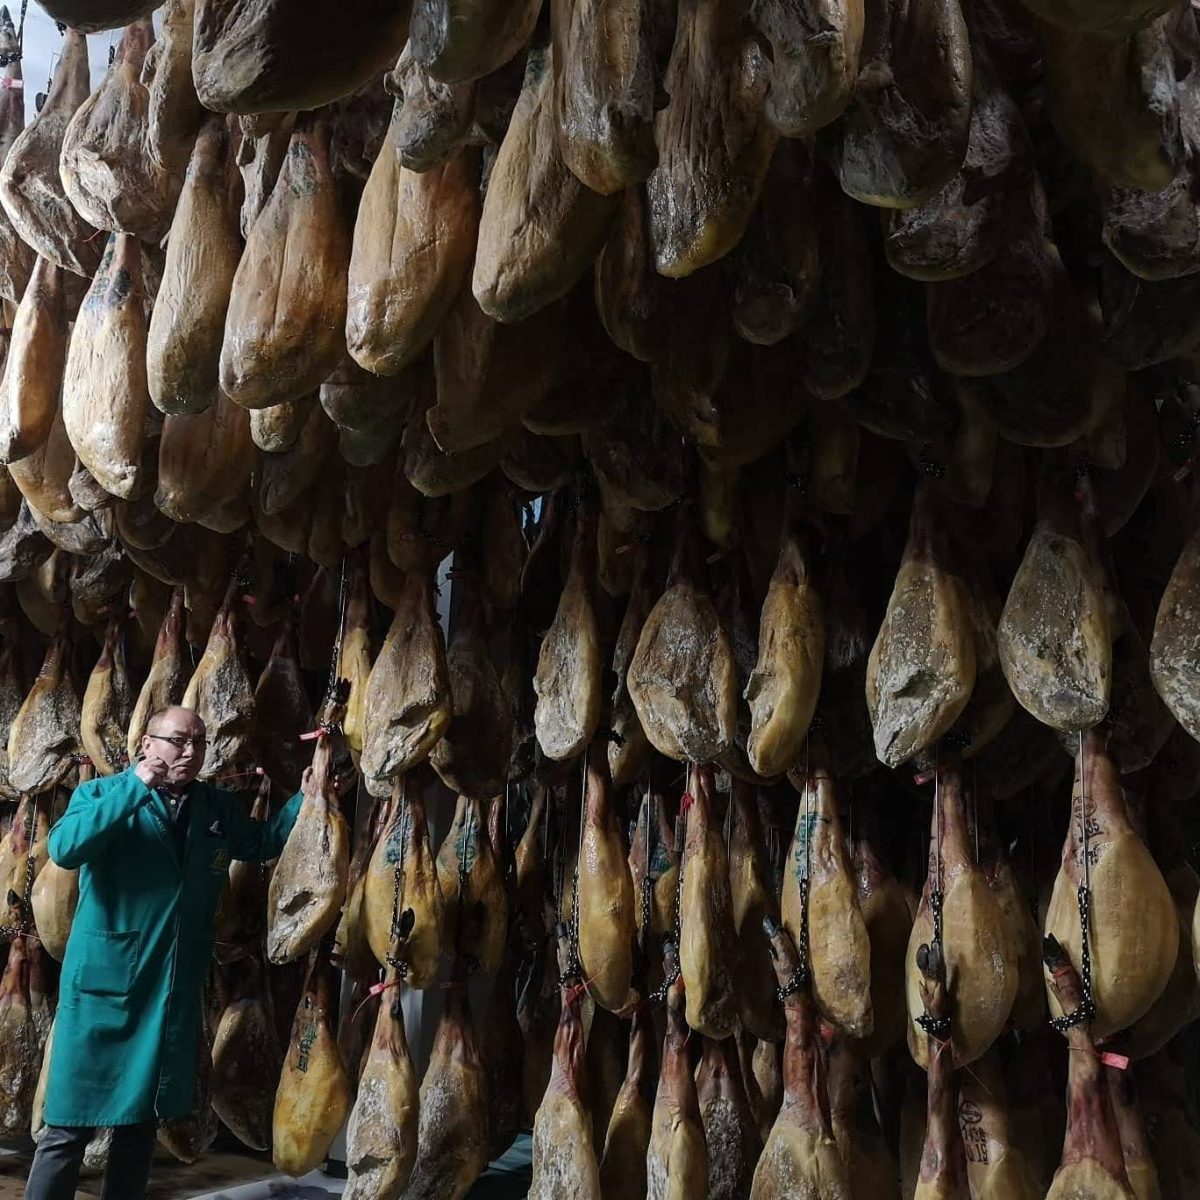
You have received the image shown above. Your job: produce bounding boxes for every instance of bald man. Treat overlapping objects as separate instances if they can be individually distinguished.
[24,706,304,1200]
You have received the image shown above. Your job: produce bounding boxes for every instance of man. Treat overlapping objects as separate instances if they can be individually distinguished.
[24,706,304,1200]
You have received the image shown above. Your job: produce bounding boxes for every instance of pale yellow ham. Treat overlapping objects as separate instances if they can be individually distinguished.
[435,792,506,973]
[127,587,189,760]
[79,617,133,775]
[1044,733,1176,1041]
[147,116,241,417]
[272,949,352,1177]
[347,132,478,376]
[782,754,873,1039]
[221,116,349,410]
[61,233,153,500]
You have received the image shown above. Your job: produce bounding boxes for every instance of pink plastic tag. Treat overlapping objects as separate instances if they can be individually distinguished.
[1099,1051,1130,1070]
[0,78,23,90]
[299,729,323,742]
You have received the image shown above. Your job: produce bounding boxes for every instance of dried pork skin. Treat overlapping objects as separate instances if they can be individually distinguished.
[533,510,601,761]
[409,0,541,85]
[193,0,408,114]
[647,965,709,1200]
[347,134,478,377]
[1100,252,1200,370]
[8,634,80,795]
[594,185,666,362]
[884,73,1026,282]
[1044,736,1176,1041]
[212,957,282,1151]
[646,0,777,277]
[679,765,738,1039]
[851,798,913,1057]
[997,475,1111,734]
[0,935,38,1137]
[730,140,820,346]
[0,792,48,909]
[1150,526,1200,742]
[155,393,255,531]
[388,45,476,173]
[957,1054,1041,1200]
[599,1005,654,1200]
[1103,172,1200,282]
[272,952,353,1177]
[428,577,513,799]
[181,592,255,779]
[746,518,824,778]
[267,729,351,965]
[697,1035,762,1200]
[435,793,507,971]
[865,483,976,768]
[0,14,32,305]
[361,570,452,796]
[1100,593,1172,775]
[551,0,657,194]
[0,502,52,582]
[80,618,133,775]
[925,197,1056,378]
[749,922,850,1200]
[363,782,445,986]
[782,762,873,1038]
[236,113,293,239]
[220,119,349,410]
[1038,19,1181,194]
[405,979,491,1200]
[628,522,738,763]
[473,43,618,324]
[249,393,313,453]
[148,117,241,417]
[529,964,602,1200]
[1042,938,1136,1200]
[146,0,204,177]
[752,0,863,138]
[0,622,22,801]
[254,615,313,796]
[1022,0,1176,44]
[833,0,972,209]
[826,1036,898,1200]
[905,770,1017,1069]
[728,782,783,1042]
[0,30,100,279]
[429,287,562,453]
[0,257,67,465]
[61,234,152,501]
[126,587,189,760]
[799,171,875,400]
[59,20,175,242]
[576,744,636,1013]
[344,970,419,1200]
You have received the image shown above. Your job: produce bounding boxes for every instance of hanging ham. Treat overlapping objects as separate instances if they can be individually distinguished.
[79,616,133,775]
[8,633,80,795]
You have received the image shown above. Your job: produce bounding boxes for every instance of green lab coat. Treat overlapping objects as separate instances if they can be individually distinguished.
[43,768,302,1127]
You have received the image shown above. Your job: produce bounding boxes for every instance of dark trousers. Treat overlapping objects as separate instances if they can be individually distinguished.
[24,1122,157,1200]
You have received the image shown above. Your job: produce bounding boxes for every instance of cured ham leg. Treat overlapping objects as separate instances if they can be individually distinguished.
[0,791,49,910]
[956,1050,1041,1200]
[272,946,353,1177]
[399,963,489,1200]
[826,1034,898,1200]
[697,1035,762,1200]
[679,763,738,1039]
[866,480,976,768]
[728,780,783,1043]
[344,965,419,1200]
[748,918,850,1199]
[31,761,90,962]
[600,1001,655,1199]
[1106,1064,1160,1200]
[127,586,189,760]
[267,694,351,965]
[79,616,133,775]
[1043,935,1136,1200]
[0,932,39,1136]
[577,740,636,1013]
[1043,733,1175,1040]
[647,942,709,1200]
[529,926,602,1199]
[782,752,872,1038]
[212,955,283,1151]
[8,632,81,795]
[912,941,970,1200]
[905,769,1016,1068]
[363,775,445,986]
[435,792,506,973]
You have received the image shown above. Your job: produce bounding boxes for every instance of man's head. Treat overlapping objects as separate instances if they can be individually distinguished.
[140,706,207,788]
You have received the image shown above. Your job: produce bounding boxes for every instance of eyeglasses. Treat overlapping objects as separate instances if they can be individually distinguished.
[146,734,207,750]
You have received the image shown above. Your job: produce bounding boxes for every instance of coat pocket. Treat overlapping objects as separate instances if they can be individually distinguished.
[72,929,139,998]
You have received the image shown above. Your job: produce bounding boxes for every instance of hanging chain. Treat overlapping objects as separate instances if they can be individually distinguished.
[1051,733,1097,1033]
[917,752,950,1039]
[638,781,654,957]
[779,748,813,1000]
[384,778,411,980]
[651,768,690,1005]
